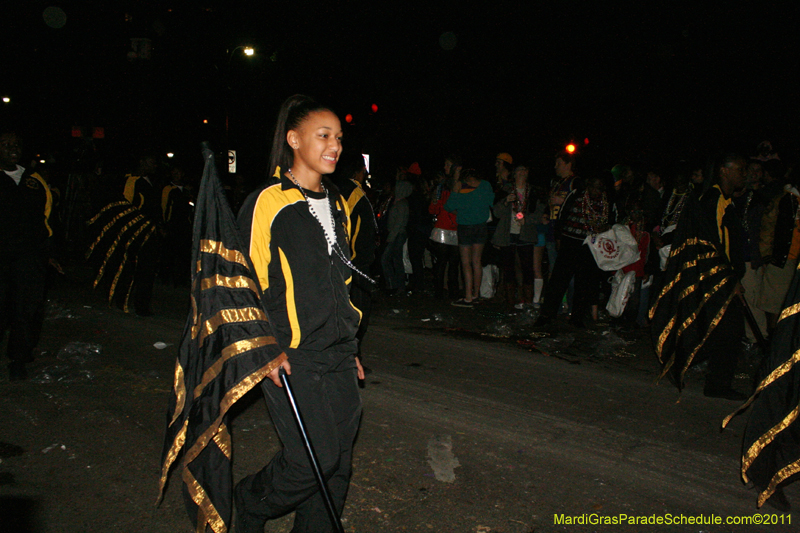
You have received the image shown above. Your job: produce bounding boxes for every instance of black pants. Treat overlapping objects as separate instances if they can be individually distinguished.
[237,359,362,532]
[133,236,160,314]
[431,241,460,299]
[0,251,47,364]
[500,240,534,286]
[160,229,191,287]
[349,281,372,360]
[696,298,743,391]
[540,237,603,321]
[406,229,429,292]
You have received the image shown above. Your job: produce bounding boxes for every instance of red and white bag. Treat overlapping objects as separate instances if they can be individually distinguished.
[584,224,640,271]
[606,269,636,317]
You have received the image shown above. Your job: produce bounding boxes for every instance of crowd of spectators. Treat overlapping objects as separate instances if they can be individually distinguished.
[7,127,798,386]
[359,141,797,346]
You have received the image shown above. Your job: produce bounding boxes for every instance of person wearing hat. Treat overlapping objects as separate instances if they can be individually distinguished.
[495,153,513,191]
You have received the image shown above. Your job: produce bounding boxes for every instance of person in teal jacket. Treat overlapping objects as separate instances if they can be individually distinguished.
[445,168,494,307]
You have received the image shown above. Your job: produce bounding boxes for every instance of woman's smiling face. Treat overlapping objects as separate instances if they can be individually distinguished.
[288,110,343,176]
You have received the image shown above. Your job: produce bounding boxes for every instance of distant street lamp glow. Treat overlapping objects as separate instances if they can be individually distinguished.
[243,47,255,56]
[2,97,9,103]
[167,152,174,158]
[566,143,577,154]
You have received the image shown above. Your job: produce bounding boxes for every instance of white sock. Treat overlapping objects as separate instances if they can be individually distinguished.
[533,278,544,303]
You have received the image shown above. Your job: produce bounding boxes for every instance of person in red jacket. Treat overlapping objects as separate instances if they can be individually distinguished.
[620,201,651,327]
[429,156,461,299]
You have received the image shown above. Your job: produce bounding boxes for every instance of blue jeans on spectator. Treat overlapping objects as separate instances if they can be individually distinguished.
[381,233,407,290]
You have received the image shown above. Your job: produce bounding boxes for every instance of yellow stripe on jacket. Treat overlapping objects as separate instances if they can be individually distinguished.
[713,185,732,260]
[29,172,53,237]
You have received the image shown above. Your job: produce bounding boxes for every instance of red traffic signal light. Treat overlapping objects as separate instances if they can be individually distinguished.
[345,114,353,124]
[371,103,378,113]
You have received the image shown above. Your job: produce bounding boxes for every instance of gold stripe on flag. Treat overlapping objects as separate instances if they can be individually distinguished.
[650,251,720,319]
[192,307,269,346]
[193,336,278,400]
[654,266,730,356]
[759,459,800,508]
[87,200,129,225]
[93,214,145,287]
[183,467,226,533]
[778,301,800,323]
[678,290,734,377]
[182,353,287,468]
[158,418,189,498]
[741,405,800,483]
[200,275,260,293]
[723,348,800,430]
[169,359,187,427]
[86,206,138,256]
[200,239,249,268]
[213,423,232,460]
[108,223,155,299]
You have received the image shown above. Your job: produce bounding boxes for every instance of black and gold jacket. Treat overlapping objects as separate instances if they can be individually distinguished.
[124,174,161,223]
[237,175,361,363]
[336,177,377,290]
[0,168,52,255]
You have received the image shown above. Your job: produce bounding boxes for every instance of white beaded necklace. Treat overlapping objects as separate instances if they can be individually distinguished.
[288,168,376,284]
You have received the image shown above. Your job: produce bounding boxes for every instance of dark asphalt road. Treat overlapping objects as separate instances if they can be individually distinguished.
[0,275,793,532]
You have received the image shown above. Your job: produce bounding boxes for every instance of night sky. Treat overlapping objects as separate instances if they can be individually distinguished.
[2,1,799,180]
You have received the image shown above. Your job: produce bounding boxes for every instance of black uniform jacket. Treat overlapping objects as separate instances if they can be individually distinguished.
[336,178,377,286]
[237,176,361,364]
[0,168,52,255]
[124,174,161,224]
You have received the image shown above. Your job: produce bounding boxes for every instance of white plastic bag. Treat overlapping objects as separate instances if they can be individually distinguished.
[658,244,672,271]
[584,224,640,271]
[658,224,676,271]
[606,269,636,317]
[403,240,413,274]
[479,264,500,299]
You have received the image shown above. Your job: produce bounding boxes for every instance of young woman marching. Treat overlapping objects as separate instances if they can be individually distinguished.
[235,94,365,533]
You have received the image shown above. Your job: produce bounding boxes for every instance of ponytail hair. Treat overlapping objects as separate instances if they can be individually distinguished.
[268,94,335,180]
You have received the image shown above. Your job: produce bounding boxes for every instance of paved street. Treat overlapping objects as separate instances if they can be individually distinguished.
[0,273,794,532]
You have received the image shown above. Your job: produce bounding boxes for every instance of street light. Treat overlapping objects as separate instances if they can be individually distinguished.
[228,45,255,67]
[2,97,9,103]
[225,45,255,173]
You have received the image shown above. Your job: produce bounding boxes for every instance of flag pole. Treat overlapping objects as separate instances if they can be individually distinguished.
[737,292,769,354]
[279,368,345,533]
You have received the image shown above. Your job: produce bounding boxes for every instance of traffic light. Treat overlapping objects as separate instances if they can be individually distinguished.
[370,103,378,114]
[345,113,353,124]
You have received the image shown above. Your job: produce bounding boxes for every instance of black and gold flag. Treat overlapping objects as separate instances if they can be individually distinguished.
[723,264,800,507]
[649,192,738,388]
[158,148,285,532]
[86,200,157,312]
